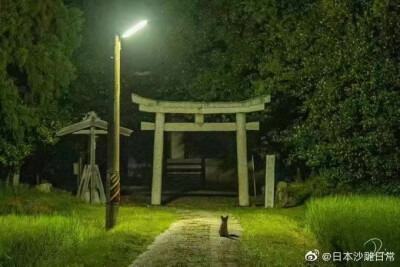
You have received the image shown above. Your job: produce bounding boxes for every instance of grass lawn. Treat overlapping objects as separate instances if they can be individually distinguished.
[2,186,397,266]
[167,195,400,265]
[168,196,320,266]
[0,188,320,266]
[235,206,319,266]
[0,186,177,266]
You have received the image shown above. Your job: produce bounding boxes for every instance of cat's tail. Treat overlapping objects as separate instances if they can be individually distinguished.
[227,234,240,240]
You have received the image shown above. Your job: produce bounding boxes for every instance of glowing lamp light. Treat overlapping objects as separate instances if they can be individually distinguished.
[121,20,148,38]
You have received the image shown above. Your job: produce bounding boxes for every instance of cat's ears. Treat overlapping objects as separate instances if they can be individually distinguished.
[221,215,229,220]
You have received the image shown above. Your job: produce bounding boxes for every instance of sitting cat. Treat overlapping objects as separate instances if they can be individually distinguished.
[219,215,240,240]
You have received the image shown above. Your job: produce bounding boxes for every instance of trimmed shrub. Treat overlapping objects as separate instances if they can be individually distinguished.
[276,177,331,208]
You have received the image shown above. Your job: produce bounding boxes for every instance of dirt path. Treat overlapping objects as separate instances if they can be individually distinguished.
[129,211,242,267]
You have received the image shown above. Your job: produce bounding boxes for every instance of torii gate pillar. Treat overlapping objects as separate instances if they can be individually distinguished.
[236,113,249,206]
[152,112,165,205]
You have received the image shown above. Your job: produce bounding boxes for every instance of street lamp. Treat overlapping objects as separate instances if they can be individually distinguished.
[106,20,147,230]
[121,20,148,38]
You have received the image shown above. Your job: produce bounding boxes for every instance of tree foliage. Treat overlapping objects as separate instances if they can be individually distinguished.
[2,0,399,189]
[156,0,400,187]
[277,0,400,187]
[0,0,82,171]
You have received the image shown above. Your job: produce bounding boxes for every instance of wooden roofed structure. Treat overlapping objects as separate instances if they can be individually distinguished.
[57,112,133,204]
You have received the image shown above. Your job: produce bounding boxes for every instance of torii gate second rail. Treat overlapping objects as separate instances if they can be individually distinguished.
[132,94,270,206]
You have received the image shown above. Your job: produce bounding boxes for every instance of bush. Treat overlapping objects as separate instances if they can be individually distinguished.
[314,174,400,196]
[276,177,331,208]
[275,181,312,208]
[306,195,400,259]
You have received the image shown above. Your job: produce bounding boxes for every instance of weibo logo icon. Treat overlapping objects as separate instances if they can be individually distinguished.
[305,249,319,262]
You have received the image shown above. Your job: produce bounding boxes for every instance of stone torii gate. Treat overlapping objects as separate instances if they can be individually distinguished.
[132,94,270,206]
[57,112,133,204]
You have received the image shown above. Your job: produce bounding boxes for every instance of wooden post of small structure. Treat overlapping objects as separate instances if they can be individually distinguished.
[252,155,257,197]
[151,112,165,205]
[90,126,96,203]
[265,155,275,208]
[196,114,205,189]
[78,156,83,187]
[73,162,79,184]
[201,157,206,189]
[236,112,249,206]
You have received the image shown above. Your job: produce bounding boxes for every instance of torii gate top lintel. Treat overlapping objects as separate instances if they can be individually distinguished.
[132,93,270,114]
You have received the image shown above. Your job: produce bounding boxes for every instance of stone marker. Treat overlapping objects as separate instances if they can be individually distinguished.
[265,155,275,208]
[12,171,20,187]
[36,182,52,193]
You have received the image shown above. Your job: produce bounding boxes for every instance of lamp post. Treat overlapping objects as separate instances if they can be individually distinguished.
[106,20,148,230]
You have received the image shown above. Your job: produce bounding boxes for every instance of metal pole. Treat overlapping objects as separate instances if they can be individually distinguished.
[106,35,121,229]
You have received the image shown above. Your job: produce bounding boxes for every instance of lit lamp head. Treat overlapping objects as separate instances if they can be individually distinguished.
[121,20,148,38]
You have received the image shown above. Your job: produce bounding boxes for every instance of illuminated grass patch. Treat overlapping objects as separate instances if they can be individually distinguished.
[234,206,319,266]
[0,186,177,266]
[306,195,400,259]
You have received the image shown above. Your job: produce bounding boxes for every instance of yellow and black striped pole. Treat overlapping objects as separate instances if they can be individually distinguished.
[106,35,121,230]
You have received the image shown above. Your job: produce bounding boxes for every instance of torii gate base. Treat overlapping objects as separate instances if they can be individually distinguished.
[132,94,270,207]
[77,164,106,204]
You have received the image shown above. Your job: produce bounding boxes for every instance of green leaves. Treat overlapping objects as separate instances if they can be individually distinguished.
[0,0,82,169]
[277,1,400,186]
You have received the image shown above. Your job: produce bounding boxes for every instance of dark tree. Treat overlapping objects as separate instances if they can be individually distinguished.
[0,0,82,177]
